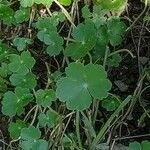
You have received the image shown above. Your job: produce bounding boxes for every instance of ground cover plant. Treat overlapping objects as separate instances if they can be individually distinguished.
[0,0,150,149]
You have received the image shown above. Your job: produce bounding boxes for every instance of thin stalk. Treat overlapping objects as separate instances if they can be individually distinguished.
[103,46,109,69]
[108,49,135,58]
[76,111,83,150]
[90,96,132,150]
[53,0,75,27]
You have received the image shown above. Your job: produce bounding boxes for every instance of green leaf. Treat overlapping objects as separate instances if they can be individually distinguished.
[36,89,56,107]
[0,63,10,78]
[107,17,126,46]
[65,22,97,60]
[45,32,64,56]
[107,53,122,67]
[19,0,34,7]
[92,6,108,28]
[97,26,109,46]
[36,16,64,56]
[38,110,59,128]
[59,0,72,6]
[8,120,27,139]
[0,42,15,62]
[36,17,57,31]
[0,4,15,25]
[8,51,35,75]
[14,7,30,23]
[102,95,120,111]
[21,126,41,140]
[129,141,141,150]
[93,0,128,14]
[13,37,32,52]
[2,87,33,117]
[20,126,48,150]
[0,77,7,94]
[141,141,150,150]
[82,5,91,19]
[128,141,150,150]
[10,72,37,89]
[56,63,112,110]
[35,0,53,7]
[65,42,89,60]
[72,22,97,49]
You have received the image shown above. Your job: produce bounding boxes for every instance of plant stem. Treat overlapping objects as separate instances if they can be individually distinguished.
[76,111,83,150]
[103,46,109,69]
[108,49,135,58]
[90,95,132,150]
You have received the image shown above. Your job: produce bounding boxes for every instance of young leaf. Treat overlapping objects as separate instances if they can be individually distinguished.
[8,51,35,75]
[20,126,48,150]
[107,53,122,67]
[0,4,15,25]
[8,120,27,139]
[13,37,32,52]
[56,63,112,110]
[36,89,56,107]
[92,6,108,28]
[10,72,37,89]
[59,0,72,6]
[14,7,30,23]
[102,95,120,111]
[38,110,59,128]
[2,87,33,117]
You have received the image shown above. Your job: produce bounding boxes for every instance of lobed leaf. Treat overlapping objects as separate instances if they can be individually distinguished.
[56,63,112,110]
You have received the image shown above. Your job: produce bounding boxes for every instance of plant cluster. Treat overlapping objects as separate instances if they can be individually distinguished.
[0,0,150,150]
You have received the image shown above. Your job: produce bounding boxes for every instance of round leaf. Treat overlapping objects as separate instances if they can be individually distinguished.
[56,63,112,110]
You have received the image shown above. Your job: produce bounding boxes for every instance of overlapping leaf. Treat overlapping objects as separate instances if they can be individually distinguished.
[97,17,127,46]
[65,22,97,60]
[2,87,33,117]
[14,7,30,23]
[38,110,59,128]
[36,17,64,56]
[19,0,53,7]
[8,120,27,139]
[56,63,112,110]
[8,51,35,75]
[20,126,48,150]
[0,42,15,62]
[36,89,56,107]
[13,37,32,51]
[10,72,37,89]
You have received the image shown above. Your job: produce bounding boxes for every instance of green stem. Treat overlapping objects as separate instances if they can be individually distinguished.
[90,96,132,150]
[76,111,83,150]
[88,52,92,64]
[103,46,109,69]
